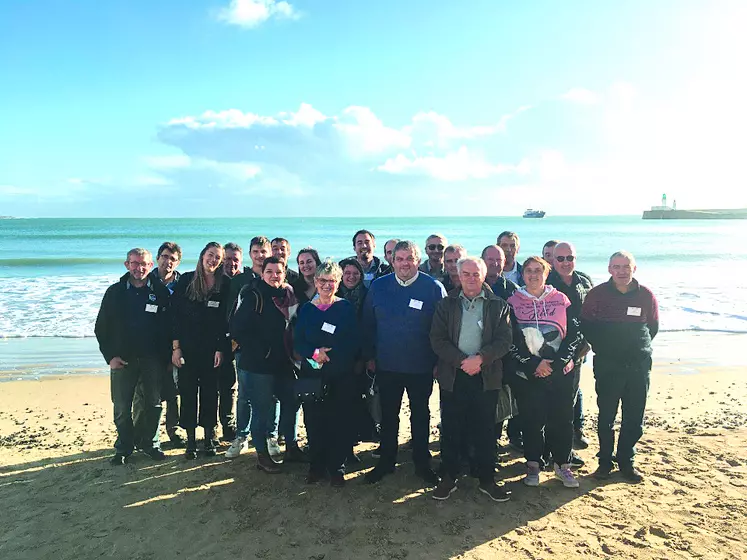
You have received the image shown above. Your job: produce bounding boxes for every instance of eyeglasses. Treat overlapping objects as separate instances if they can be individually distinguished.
[427,244,445,251]
[555,256,576,262]
[316,279,336,286]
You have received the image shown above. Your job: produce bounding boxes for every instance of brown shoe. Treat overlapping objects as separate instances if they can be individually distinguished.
[257,452,281,474]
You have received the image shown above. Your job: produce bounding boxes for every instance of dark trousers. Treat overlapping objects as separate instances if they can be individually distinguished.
[303,375,355,476]
[218,358,237,431]
[178,349,219,431]
[110,357,163,454]
[440,371,498,484]
[571,363,584,431]
[594,357,651,467]
[133,364,179,439]
[376,370,433,470]
[514,371,575,467]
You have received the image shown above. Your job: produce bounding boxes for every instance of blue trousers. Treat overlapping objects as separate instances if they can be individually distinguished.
[241,371,299,454]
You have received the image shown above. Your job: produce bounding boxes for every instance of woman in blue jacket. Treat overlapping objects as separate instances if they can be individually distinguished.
[294,260,359,487]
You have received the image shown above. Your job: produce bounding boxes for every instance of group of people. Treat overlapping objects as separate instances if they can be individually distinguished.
[95,229,659,502]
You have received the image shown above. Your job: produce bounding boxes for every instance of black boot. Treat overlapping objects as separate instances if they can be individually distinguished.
[185,429,197,460]
[203,428,217,457]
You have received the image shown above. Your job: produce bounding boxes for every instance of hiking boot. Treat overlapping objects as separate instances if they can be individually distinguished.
[225,436,248,459]
[620,465,644,483]
[554,463,580,488]
[573,429,589,450]
[478,482,510,503]
[432,478,457,501]
[593,462,614,480]
[523,461,541,487]
[257,452,281,474]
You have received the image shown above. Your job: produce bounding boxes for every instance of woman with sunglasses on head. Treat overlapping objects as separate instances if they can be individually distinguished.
[294,260,359,487]
[171,242,232,459]
[507,256,582,489]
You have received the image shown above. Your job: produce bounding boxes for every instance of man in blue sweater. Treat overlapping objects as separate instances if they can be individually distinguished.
[362,240,447,485]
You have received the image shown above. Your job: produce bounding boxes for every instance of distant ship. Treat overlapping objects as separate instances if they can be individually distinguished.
[642,194,747,220]
[523,209,546,218]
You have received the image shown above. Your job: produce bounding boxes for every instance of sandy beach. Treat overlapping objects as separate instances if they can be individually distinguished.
[1,332,746,560]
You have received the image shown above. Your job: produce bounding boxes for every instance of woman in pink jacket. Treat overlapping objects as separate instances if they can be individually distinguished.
[507,256,582,489]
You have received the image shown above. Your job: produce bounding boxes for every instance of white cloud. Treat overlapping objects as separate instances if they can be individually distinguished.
[216,0,299,29]
[561,88,600,105]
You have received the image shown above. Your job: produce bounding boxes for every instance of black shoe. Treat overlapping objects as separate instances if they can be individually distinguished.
[306,470,326,484]
[573,429,590,450]
[364,466,394,484]
[593,462,614,480]
[330,474,346,488]
[371,445,382,459]
[185,449,198,460]
[110,453,129,466]
[167,431,186,449]
[346,452,361,466]
[569,451,585,468]
[620,465,644,483]
[508,439,524,452]
[415,467,440,487]
[185,429,197,460]
[257,452,281,474]
[141,447,166,461]
[203,439,217,457]
[478,482,511,503]
[284,444,310,463]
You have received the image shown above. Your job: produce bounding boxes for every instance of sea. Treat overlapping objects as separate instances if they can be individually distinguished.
[1,216,746,344]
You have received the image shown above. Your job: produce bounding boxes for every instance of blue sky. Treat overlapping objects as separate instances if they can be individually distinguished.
[1,0,745,217]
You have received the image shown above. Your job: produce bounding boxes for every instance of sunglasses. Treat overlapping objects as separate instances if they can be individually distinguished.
[427,244,445,251]
[555,255,576,262]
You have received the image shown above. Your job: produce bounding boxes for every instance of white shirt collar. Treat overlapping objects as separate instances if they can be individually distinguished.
[395,271,419,287]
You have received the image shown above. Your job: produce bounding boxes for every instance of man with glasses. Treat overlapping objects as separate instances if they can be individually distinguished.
[442,244,467,293]
[582,251,658,483]
[419,233,448,284]
[547,242,594,463]
[152,241,182,293]
[96,248,172,465]
[362,240,447,486]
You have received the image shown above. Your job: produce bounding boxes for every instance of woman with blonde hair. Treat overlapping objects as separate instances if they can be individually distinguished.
[172,242,232,459]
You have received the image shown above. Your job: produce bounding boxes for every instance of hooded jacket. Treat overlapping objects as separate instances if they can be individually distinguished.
[430,285,513,392]
[507,285,581,379]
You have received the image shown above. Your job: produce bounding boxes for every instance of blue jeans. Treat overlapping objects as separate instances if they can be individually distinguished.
[242,371,299,453]
[236,360,280,440]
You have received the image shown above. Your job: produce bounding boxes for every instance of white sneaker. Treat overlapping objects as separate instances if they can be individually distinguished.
[267,437,281,457]
[225,437,248,459]
[554,463,580,488]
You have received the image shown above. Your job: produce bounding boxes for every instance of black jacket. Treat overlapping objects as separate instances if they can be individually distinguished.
[491,276,519,301]
[172,272,231,355]
[230,280,296,376]
[94,273,172,365]
[546,269,593,317]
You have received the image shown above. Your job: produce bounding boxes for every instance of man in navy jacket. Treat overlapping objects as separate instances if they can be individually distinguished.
[362,240,446,485]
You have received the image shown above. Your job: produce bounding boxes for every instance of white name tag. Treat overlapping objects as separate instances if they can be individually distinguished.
[207,300,220,308]
[478,320,484,330]
[409,299,423,310]
[627,306,642,316]
[145,304,158,313]
[321,322,336,334]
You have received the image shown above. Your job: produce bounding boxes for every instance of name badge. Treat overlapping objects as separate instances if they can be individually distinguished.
[145,304,158,313]
[364,273,374,282]
[321,322,336,334]
[207,300,220,308]
[627,306,642,317]
[478,320,483,330]
[409,299,423,310]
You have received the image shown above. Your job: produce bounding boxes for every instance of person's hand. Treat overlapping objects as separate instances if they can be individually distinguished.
[214,351,223,368]
[315,347,332,364]
[534,359,553,378]
[563,359,575,375]
[461,354,483,376]
[366,359,376,372]
[172,348,184,369]
[109,357,128,370]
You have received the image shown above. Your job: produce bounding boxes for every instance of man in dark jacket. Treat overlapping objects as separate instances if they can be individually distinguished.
[95,248,171,465]
[430,256,512,502]
[546,242,594,455]
[582,250,659,483]
[351,229,388,288]
[498,231,524,286]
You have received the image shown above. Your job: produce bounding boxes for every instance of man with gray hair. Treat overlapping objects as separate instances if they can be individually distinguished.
[95,248,172,465]
[582,251,659,483]
[430,256,512,502]
[362,240,447,485]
